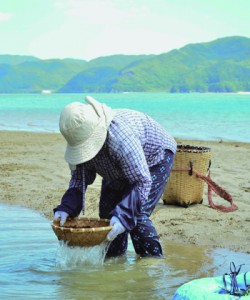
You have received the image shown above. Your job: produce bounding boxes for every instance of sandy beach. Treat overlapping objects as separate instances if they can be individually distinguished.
[1,131,249,254]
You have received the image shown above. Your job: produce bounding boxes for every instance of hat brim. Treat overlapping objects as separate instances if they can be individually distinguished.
[64,124,107,165]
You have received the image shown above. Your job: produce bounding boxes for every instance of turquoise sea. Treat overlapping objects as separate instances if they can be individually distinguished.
[0,93,250,142]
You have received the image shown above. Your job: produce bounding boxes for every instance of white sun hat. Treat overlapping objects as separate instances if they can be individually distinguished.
[59,96,115,169]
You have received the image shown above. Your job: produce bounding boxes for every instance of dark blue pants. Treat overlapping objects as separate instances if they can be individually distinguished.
[99,150,174,258]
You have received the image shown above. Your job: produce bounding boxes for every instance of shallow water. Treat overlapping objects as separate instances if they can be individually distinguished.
[0,203,249,299]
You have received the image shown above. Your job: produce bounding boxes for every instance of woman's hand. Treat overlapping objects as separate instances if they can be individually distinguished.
[54,211,69,226]
[107,216,125,241]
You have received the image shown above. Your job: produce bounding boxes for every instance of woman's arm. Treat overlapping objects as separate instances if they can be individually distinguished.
[54,164,96,217]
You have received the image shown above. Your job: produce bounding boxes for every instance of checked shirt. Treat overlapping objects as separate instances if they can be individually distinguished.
[69,109,177,213]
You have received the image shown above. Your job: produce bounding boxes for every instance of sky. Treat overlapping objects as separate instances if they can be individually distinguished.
[0,0,249,61]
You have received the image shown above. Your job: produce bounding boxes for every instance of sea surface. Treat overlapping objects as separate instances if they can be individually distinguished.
[0,93,250,142]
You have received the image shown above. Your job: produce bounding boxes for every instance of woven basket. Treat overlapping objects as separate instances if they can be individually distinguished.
[163,145,211,207]
[51,217,112,247]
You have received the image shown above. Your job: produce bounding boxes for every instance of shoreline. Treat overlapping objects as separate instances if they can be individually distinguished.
[1,129,249,144]
[1,131,250,254]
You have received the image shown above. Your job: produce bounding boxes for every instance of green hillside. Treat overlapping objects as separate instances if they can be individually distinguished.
[0,36,250,93]
[58,54,153,93]
[0,58,87,93]
[111,36,250,93]
[0,55,40,65]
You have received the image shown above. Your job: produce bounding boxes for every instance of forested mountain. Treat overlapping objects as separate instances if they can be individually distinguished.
[108,36,250,93]
[0,36,250,93]
[0,55,40,65]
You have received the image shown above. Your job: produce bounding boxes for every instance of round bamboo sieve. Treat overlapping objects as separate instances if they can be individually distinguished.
[51,217,112,247]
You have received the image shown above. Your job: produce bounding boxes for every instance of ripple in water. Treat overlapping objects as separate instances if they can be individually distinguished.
[1,203,250,300]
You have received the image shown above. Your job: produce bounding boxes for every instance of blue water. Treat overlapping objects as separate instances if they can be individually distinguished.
[0,93,250,142]
[1,203,250,299]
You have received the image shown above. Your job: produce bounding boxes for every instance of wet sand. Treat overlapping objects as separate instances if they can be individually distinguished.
[1,131,249,253]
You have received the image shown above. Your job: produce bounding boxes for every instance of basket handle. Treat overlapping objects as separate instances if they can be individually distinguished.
[192,168,238,212]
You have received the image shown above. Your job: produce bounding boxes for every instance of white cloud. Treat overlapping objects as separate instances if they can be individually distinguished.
[20,0,250,60]
[0,12,12,22]
[27,1,208,59]
[56,0,148,25]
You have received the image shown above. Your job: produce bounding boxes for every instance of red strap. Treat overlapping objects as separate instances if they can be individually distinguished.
[172,168,238,212]
[193,169,238,212]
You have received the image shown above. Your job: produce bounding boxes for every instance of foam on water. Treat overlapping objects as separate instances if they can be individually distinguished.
[55,241,111,269]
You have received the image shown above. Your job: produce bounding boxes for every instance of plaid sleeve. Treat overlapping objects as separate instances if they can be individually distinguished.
[109,128,152,206]
[69,164,96,213]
